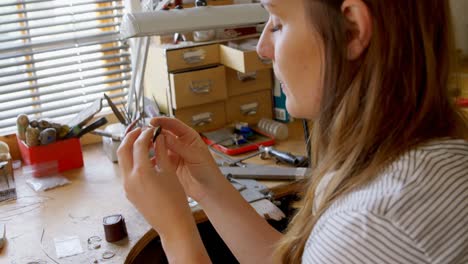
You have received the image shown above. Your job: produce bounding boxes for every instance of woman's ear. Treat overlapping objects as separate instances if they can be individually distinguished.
[341,0,373,60]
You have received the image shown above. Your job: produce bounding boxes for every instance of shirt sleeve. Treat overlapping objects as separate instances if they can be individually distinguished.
[302,211,430,264]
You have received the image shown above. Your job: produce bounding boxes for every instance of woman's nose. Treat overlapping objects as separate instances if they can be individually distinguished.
[256,28,274,61]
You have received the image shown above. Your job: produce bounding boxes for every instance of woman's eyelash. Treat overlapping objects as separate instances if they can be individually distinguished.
[270,25,282,32]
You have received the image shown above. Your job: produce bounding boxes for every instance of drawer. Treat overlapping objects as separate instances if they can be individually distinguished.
[226,90,273,125]
[174,101,226,132]
[220,44,272,73]
[166,44,220,72]
[170,65,227,109]
[226,68,273,97]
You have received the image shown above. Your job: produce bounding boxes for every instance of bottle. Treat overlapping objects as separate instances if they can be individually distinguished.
[257,118,289,140]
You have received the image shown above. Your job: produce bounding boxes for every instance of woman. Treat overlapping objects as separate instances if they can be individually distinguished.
[117,0,468,263]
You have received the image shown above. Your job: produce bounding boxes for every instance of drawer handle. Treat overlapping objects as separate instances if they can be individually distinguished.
[183,49,206,64]
[191,112,213,127]
[237,71,257,82]
[240,102,259,116]
[190,80,213,94]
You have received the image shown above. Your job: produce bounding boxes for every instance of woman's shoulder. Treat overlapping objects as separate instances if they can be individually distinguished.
[307,139,468,263]
[390,137,468,181]
[323,138,468,214]
[415,137,468,155]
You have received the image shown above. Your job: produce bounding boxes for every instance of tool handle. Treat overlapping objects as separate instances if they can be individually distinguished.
[266,148,309,167]
[77,117,108,138]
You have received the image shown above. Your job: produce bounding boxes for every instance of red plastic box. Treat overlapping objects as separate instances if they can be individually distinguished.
[17,137,84,174]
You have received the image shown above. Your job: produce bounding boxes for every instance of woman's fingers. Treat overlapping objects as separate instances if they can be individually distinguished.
[133,127,156,169]
[124,119,139,137]
[117,127,142,177]
[161,132,204,163]
[154,135,172,171]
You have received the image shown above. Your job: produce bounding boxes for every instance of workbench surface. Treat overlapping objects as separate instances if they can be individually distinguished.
[0,121,307,264]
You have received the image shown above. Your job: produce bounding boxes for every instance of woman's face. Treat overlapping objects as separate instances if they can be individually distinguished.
[257,0,324,120]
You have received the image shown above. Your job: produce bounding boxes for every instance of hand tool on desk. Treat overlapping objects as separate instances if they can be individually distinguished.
[66,117,108,138]
[104,94,128,126]
[211,144,308,168]
[220,166,311,181]
[67,98,103,128]
[211,146,311,181]
[260,146,309,167]
[91,129,123,141]
[76,117,109,138]
[212,148,289,220]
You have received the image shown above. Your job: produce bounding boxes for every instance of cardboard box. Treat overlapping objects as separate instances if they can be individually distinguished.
[17,137,84,175]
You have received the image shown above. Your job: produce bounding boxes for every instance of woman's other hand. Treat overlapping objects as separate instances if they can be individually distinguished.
[117,126,195,240]
[150,117,225,203]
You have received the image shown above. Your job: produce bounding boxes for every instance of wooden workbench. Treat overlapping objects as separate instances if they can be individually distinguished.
[0,121,307,264]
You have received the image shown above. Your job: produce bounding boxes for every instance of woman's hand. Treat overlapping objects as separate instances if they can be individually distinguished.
[117,126,195,240]
[150,117,226,202]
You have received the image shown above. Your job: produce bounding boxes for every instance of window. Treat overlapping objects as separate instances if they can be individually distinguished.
[0,0,130,135]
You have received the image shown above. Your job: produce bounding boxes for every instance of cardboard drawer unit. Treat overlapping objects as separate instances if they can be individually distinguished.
[144,38,274,131]
[226,68,272,97]
[226,90,273,125]
[166,44,220,72]
[174,101,227,132]
[220,44,272,73]
[170,65,227,109]
[144,42,220,115]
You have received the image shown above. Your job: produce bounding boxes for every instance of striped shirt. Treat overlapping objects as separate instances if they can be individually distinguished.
[303,139,468,264]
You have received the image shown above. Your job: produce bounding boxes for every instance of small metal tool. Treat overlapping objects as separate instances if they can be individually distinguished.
[104,94,128,126]
[152,126,162,144]
[260,146,309,167]
[220,166,311,181]
[91,129,123,141]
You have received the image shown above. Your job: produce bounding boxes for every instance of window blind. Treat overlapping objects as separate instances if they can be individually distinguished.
[0,0,130,135]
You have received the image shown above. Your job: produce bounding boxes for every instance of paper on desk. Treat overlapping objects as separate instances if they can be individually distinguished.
[26,174,70,192]
[54,236,83,258]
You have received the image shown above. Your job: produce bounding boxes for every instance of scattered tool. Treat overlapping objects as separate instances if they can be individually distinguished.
[76,117,108,138]
[220,165,310,181]
[259,146,309,167]
[210,143,310,181]
[65,117,108,139]
[67,98,102,128]
[104,94,128,126]
[91,129,123,141]
[212,145,308,168]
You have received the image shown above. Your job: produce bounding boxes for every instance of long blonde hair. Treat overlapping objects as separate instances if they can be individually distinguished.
[275,0,468,262]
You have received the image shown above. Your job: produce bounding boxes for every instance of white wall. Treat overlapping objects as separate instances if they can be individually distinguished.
[450,0,468,55]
